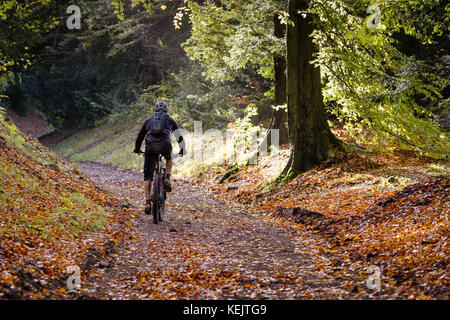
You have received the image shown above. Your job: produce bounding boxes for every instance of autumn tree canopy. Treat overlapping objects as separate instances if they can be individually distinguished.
[1,0,449,175]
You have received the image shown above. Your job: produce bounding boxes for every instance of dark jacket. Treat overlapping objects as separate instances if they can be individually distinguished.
[135,112,180,151]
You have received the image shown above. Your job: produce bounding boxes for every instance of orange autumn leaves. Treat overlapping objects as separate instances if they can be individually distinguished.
[0,131,135,299]
[197,151,449,298]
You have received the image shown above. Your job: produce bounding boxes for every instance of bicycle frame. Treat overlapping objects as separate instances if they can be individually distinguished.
[151,154,166,224]
[138,149,183,224]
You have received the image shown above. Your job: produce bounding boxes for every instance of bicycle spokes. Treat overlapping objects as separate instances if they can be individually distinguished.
[150,156,167,224]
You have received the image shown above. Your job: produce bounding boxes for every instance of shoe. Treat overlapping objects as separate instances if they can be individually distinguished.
[164,178,172,192]
[144,203,152,215]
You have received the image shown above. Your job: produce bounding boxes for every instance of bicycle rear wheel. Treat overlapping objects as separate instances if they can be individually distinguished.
[159,186,166,222]
[151,155,167,224]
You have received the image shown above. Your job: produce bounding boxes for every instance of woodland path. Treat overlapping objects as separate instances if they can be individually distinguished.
[76,161,350,300]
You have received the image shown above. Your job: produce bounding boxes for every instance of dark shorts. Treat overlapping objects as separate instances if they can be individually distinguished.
[144,141,172,181]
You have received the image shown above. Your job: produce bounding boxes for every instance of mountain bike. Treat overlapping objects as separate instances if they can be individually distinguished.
[139,149,183,224]
[151,153,167,224]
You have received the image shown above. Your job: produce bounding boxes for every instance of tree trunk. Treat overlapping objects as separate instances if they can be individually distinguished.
[272,13,289,145]
[250,13,289,164]
[277,0,341,182]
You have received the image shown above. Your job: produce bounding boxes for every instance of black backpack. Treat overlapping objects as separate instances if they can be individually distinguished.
[149,112,167,136]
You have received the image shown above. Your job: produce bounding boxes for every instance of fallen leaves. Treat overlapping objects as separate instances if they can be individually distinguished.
[2,111,448,300]
[0,123,135,299]
[196,151,449,299]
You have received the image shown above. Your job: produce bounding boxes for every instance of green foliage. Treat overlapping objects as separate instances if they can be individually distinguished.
[0,0,59,71]
[309,0,449,158]
[111,0,166,20]
[0,157,107,240]
[1,74,29,116]
[182,0,287,81]
[179,0,449,159]
[0,0,60,108]
[12,0,189,129]
[135,64,250,130]
[382,0,449,45]
[54,191,108,235]
[2,0,448,161]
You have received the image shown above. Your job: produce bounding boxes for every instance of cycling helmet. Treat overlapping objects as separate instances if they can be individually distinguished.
[155,100,169,112]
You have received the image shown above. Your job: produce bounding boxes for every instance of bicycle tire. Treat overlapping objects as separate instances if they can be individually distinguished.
[158,164,166,222]
[159,188,165,222]
[151,155,167,224]
[152,173,160,224]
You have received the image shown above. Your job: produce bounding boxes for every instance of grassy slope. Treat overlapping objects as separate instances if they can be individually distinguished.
[51,109,252,177]
[0,111,134,299]
[52,110,146,171]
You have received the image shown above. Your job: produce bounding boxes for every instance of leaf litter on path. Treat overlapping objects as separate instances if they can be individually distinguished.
[77,162,354,299]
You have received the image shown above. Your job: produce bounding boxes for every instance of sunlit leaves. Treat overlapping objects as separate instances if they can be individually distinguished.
[182,0,449,158]
[182,0,286,81]
[0,0,59,60]
[309,0,449,159]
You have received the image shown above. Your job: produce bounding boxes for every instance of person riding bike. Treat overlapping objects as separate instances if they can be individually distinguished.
[134,100,184,215]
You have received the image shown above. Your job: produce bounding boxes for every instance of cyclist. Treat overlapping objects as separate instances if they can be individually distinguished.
[134,100,184,215]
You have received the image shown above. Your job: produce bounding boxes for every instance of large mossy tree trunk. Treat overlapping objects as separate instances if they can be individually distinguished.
[275,0,342,184]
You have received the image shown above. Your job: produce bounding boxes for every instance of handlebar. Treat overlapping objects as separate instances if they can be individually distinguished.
[135,149,184,159]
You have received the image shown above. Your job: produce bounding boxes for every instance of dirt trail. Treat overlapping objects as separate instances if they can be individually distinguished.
[77,161,350,299]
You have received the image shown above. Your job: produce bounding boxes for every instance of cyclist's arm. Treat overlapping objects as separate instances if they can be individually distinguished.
[168,117,183,142]
[134,123,147,153]
[168,116,179,132]
[168,117,185,154]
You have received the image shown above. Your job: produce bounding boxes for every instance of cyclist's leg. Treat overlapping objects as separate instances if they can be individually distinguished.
[161,142,173,191]
[166,159,173,175]
[144,180,152,201]
[143,145,158,212]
